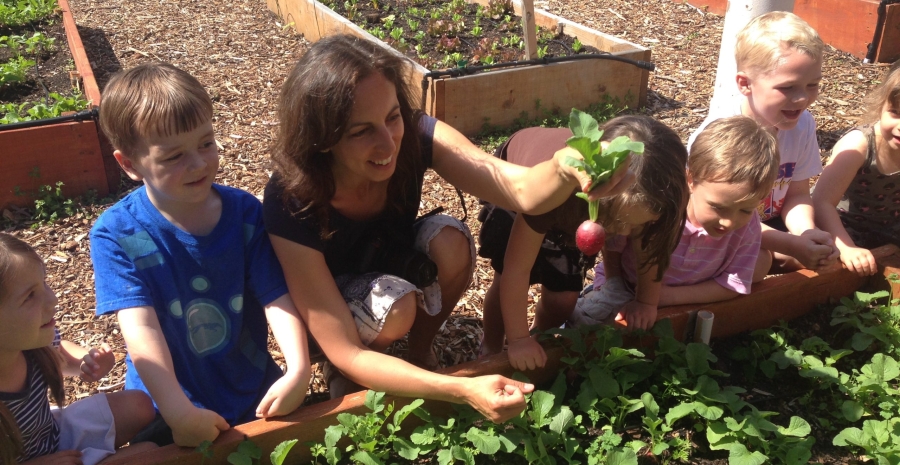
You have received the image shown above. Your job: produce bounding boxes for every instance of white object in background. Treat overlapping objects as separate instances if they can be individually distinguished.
[694,310,715,345]
[708,0,796,112]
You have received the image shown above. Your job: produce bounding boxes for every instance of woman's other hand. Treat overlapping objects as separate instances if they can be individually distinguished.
[462,375,534,423]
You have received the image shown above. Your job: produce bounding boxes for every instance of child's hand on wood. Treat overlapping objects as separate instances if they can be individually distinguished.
[839,245,877,276]
[795,229,839,270]
[506,334,547,371]
[169,406,230,447]
[256,370,309,418]
[80,343,115,382]
[614,300,658,331]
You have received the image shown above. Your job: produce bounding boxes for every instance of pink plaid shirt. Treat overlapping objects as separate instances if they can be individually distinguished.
[595,211,762,295]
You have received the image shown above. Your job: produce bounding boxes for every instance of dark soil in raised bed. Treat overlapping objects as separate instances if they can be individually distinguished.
[324,0,600,71]
[0,16,80,107]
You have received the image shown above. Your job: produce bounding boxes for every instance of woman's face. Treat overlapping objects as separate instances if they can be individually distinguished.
[328,73,405,186]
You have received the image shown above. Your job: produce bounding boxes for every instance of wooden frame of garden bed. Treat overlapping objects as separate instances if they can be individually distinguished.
[0,0,114,210]
[101,243,900,465]
[263,0,651,136]
[679,0,900,63]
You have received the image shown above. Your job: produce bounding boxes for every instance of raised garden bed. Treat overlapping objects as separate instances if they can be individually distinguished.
[263,0,651,135]
[680,0,900,63]
[0,0,115,210]
[100,244,900,464]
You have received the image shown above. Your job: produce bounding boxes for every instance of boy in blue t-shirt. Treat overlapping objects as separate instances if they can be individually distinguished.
[90,63,311,448]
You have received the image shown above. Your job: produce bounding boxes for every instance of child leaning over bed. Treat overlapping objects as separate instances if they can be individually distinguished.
[89,63,311,448]
[478,115,689,370]
[571,116,779,326]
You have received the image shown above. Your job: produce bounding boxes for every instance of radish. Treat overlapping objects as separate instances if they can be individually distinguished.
[563,108,643,254]
[575,220,606,256]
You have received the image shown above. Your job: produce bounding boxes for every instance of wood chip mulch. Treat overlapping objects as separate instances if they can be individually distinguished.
[0,0,891,412]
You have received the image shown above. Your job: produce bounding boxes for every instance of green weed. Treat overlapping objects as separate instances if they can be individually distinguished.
[0,92,90,124]
[0,0,58,28]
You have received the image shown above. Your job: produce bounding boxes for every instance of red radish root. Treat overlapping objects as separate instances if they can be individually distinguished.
[575,220,606,256]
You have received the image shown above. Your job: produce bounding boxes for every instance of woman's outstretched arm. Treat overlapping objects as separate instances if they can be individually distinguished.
[268,234,534,422]
[430,120,633,215]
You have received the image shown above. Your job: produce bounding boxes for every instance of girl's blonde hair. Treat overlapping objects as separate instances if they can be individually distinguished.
[596,115,689,280]
[0,233,64,464]
[861,62,900,124]
[735,11,824,76]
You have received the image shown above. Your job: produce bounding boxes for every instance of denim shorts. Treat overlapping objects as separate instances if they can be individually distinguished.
[335,214,474,345]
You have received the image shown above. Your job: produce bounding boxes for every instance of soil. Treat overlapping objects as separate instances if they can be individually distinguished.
[0,0,893,462]
[324,0,600,70]
[0,16,81,108]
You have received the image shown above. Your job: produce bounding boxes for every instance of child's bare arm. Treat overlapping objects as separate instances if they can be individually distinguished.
[601,247,623,279]
[116,306,229,446]
[500,214,548,371]
[614,241,661,331]
[813,133,876,275]
[659,281,739,307]
[57,340,88,377]
[58,340,116,382]
[781,180,839,269]
[257,293,312,418]
[782,180,817,233]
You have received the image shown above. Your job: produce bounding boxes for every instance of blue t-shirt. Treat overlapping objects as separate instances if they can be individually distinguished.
[90,185,289,424]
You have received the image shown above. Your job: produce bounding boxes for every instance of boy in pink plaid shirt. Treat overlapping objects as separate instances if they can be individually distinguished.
[571,116,780,327]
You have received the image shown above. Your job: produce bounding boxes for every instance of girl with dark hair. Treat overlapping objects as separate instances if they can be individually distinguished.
[0,233,154,465]
[478,115,690,371]
[262,34,632,422]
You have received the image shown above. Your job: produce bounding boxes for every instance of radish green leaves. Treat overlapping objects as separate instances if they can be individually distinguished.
[563,108,643,221]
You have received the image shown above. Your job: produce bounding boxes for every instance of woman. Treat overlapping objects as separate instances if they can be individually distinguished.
[262,34,632,422]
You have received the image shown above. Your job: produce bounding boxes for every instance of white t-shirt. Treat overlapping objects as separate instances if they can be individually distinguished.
[687,102,822,221]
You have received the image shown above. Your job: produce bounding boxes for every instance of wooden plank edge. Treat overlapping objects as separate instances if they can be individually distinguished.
[57,0,101,106]
[638,48,651,108]
[532,7,648,54]
[461,0,650,54]
[652,244,900,341]
[875,3,900,63]
[265,0,647,131]
[103,345,568,465]
[0,121,109,209]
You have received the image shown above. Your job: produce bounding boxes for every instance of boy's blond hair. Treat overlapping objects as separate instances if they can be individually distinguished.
[99,62,213,158]
[735,11,824,76]
[689,116,779,202]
